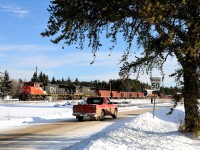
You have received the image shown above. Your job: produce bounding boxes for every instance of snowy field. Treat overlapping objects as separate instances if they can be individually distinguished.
[0,99,199,150]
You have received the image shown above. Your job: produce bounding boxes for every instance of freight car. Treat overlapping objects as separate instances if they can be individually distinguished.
[19,82,76,100]
[97,90,144,99]
[74,86,96,98]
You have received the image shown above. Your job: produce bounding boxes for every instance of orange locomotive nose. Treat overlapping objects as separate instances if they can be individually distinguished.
[21,82,45,95]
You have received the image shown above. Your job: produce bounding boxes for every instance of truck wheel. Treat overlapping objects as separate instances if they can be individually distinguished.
[100,110,105,121]
[77,116,83,121]
[112,109,117,118]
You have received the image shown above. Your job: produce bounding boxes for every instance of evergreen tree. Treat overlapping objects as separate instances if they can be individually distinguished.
[74,78,79,85]
[43,74,49,85]
[38,71,43,82]
[42,0,200,135]
[66,77,71,85]
[61,78,65,84]
[51,77,56,84]
[18,78,23,83]
[31,72,37,82]
[0,70,12,99]
[56,79,61,84]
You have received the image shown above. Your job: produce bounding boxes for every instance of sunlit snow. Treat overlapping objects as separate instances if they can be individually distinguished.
[0,99,199,150]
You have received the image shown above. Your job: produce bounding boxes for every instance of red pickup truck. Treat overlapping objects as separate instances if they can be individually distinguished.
[72,97,118,121]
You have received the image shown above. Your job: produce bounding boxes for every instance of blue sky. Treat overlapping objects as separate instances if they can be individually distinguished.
[0,0,179,87]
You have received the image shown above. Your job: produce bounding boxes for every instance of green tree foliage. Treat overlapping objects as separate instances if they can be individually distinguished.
[74,78,80,85]
[0,70,12,99]
[108,79,149,91]
[42,0,200,136]
[31,71,49,84]
[66,77,72,84]
[31,72,37,82]
[61,78,65,84]
[51,77,56,84]
[38,71,43,82]
[43,74,49,85]
[161,86,182,96]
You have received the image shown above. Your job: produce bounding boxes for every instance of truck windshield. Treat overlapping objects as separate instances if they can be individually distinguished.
[87,97,103,104]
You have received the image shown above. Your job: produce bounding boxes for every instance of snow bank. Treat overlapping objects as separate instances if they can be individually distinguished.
[85,106,199,150]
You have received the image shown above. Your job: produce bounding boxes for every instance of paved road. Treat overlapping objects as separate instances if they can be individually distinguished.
[0,108,154,150]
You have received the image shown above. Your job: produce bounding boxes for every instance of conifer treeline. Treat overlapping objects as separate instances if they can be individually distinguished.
[30,71,182,96]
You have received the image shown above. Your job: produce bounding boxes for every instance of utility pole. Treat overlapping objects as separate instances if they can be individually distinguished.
[110,82,112,98]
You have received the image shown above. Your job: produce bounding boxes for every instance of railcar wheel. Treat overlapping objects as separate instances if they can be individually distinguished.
[27,94,32,101]
[19,94,23,101]
[42,96,45,100]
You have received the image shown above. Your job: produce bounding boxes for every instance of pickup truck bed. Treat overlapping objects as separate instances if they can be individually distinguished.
[72,97,118,121]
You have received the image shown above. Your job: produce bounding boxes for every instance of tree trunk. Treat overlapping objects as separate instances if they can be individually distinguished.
[183,62,200,135]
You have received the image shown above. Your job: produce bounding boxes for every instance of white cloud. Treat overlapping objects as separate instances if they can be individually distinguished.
[0,44,178,87]
[9,51,121,70]
[1,50,122,81]
[0,3,30,17]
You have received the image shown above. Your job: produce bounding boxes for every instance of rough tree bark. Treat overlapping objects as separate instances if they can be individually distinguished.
[183,60,200,135]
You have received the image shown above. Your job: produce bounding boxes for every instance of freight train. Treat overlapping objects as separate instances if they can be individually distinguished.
[18,82,145,101]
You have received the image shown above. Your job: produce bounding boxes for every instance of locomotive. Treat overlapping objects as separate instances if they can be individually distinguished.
[19,82,145,101]
[19,82,76,100]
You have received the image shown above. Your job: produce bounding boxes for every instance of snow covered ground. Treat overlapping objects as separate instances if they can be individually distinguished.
[0,99,199,150]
